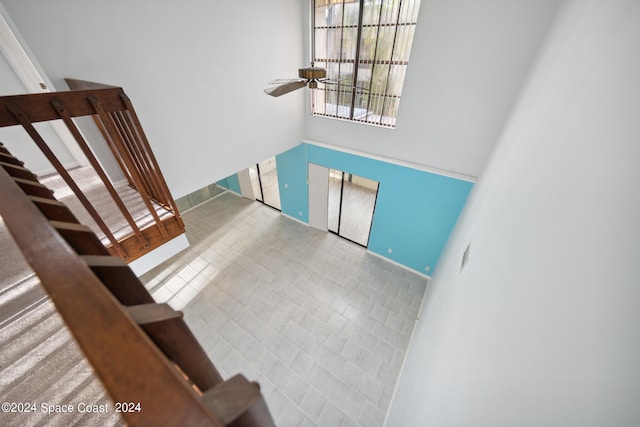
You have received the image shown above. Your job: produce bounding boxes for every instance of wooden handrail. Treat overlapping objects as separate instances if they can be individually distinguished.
[0,159,221,426]
[0,146,276,426]
[6,102,128,258]
[0,87,126,126]
[0,80,185,261]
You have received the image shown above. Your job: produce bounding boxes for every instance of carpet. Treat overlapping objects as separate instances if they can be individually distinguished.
[0,178,125,426]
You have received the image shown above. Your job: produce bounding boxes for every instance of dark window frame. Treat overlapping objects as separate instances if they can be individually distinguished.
[312,0,421,128]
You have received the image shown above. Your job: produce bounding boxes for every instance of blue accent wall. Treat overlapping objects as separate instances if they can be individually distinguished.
[216,178,228,189]
[276,144,309,223]
[276,143,473,275]
[216,174,241,194]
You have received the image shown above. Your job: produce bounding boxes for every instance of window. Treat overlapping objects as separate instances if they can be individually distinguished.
[312,0,421,127]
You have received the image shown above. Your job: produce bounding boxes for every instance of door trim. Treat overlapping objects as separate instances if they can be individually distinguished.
[308,163,329,231]
[0,7,87,167]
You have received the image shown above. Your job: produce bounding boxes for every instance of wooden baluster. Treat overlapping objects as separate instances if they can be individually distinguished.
[1,140,276,426]
[90,113,136,188]
[5,103,128,259]
[0,166,226,427]
[111,111,156,198]
[87,97,168,238]
[50,99,150,250]
[62,79,135,188]
[120,93,185,228]
[118,110,167,205]
[120,109,172,207]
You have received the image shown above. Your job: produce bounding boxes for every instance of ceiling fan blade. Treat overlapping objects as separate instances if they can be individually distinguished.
[264,80,308,97]
[268,78,305,85]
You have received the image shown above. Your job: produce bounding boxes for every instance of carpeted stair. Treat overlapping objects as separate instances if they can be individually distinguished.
[0,193,124,426]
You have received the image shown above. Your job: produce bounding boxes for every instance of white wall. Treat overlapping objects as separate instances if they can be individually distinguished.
[0,0,306,198]
[0,32,76,175]
[386,0,640,426]
[2,0,562,185]
[306,0,562,178]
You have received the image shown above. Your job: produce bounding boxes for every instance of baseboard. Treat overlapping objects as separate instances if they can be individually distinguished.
[281,212,309,226]
[382,279,432,427]
[226,189,242,197]
[181,188,231,213]
[365,250,432,280]
[35,161,80,178]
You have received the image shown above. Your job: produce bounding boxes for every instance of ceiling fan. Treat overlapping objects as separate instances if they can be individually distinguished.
[265,4,363,98]
[264,64,368,97]
[264,65,332,97]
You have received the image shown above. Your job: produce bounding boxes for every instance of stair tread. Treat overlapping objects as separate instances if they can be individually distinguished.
[81,254,127,267]
[11,176,50,188]
[49,220,94,232]
[202,374,261,424]
[127,303,182,324]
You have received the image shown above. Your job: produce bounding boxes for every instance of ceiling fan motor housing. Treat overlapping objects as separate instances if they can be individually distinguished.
[299,67,326,80]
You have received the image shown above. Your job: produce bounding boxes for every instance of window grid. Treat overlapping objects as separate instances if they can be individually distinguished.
[313,0,421,128]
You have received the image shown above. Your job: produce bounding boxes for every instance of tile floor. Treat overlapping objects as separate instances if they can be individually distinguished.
[139,191,428,427]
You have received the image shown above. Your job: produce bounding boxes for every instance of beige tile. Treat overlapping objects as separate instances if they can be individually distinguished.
[278,400,308,427]
[284,376,310,405]
[139,192,429,427]
[318,401,346,427]
[358,373,385,405]
[299,387,327,421]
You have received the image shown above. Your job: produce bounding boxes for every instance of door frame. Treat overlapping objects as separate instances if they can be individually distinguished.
[308,163,329,231]
[237,168,255,200]
[327,168,379,248]
[0,7,87,167]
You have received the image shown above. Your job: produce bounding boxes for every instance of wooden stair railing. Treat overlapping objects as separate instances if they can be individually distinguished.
[0,80,185,262]
[0,144,276,427]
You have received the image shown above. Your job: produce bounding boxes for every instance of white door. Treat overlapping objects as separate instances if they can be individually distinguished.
[308,163,329,231]
[0,9,87,168]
